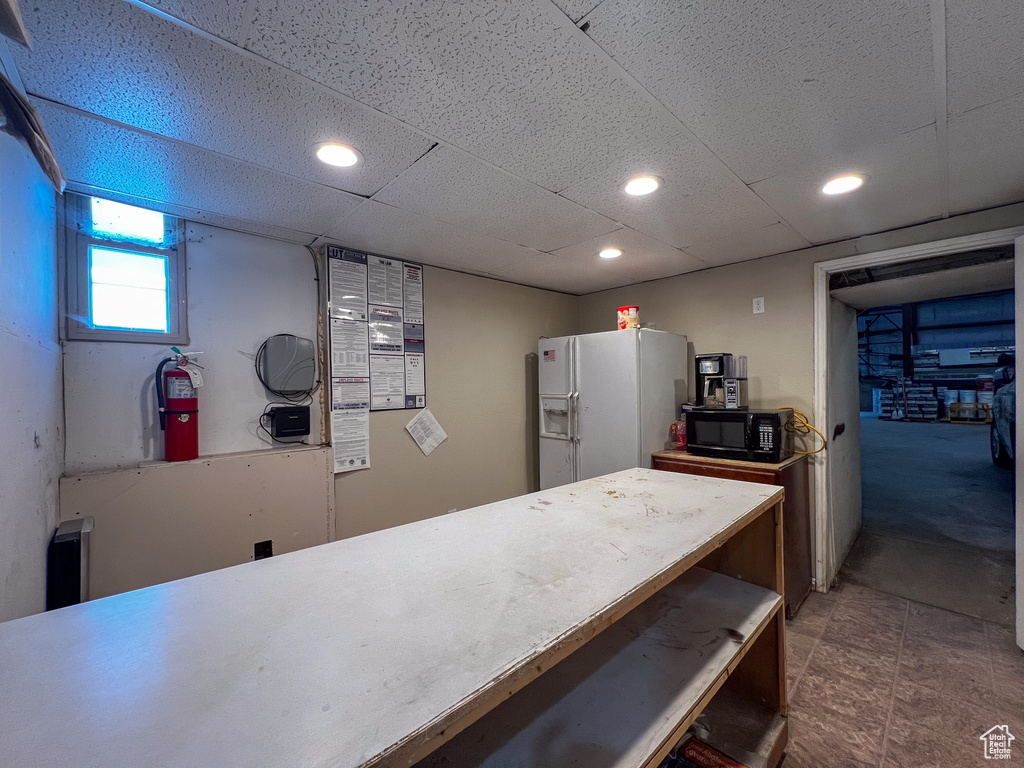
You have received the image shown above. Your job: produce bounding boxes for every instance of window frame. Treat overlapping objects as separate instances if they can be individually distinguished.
[64,194,189,344]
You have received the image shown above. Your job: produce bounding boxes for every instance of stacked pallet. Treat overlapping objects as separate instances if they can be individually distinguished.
[877,380,939,421]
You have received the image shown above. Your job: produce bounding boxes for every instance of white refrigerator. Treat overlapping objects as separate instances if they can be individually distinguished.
[538,329,688,490]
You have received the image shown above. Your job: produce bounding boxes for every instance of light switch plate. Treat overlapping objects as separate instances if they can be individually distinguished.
[753,297,765,314]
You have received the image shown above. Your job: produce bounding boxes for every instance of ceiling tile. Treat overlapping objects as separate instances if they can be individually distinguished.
[684,223,811,267]
[946,0,1024,117]
[584,0,935,183]
[948,94,1024,214]
[143,0,251,43]
[12,0,434,197]
[542,227,708,294]
[749,127,942,244]
[35,100,363,235]
[551,1,603,23]
[323,200,564,287]
[243,0,694,191]
[65,182,318,244]
[558,125,781,249]
[372,145,619,251]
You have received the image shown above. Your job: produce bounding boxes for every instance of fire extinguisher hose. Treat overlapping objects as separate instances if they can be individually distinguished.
[156,356,174,431]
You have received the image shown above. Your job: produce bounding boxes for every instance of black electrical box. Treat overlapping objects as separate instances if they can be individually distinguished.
[270,405,310,438]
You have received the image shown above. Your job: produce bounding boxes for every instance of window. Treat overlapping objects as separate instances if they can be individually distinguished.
[65,195,188,343]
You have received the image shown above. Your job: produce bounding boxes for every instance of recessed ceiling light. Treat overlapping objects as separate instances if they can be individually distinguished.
[821,174,863,195]
[316,143,362,167]
[623,176,661,196]
[599,248,623,259]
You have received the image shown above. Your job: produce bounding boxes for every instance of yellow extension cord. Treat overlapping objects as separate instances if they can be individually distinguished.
[779,407,827,454]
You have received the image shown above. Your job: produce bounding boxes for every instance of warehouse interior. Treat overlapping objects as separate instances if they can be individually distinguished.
[2,0,1023,765]
[839,280,1016,625]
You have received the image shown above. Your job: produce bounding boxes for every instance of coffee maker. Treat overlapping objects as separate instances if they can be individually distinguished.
[694,353,748,409]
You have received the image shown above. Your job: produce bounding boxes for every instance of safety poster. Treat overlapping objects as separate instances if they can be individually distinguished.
[325,246,425,472]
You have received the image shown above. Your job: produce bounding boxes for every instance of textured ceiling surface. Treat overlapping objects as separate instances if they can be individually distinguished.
[10,0,1024,294]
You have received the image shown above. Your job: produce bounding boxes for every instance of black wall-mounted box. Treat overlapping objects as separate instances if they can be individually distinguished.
[270,405,310,438]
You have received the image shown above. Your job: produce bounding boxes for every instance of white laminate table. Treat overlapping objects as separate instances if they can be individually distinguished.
[0,468,783,768]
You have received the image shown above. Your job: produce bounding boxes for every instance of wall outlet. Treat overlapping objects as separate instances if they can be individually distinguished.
[753,297,765,314]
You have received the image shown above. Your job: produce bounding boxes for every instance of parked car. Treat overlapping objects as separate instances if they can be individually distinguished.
[991,369,1014,470]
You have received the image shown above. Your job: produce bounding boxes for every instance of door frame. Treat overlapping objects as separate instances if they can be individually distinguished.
[812,225,1024,590]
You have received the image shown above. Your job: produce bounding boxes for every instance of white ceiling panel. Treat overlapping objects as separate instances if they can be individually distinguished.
[243,0,704,192]
[584,0,935,184]
[684,223,811,267]
[372,145,619,252]
[35,100,363,236]
[946,0,1024,117]
[750,127,942,244]
[948,94,1024,214]
[12,0,434,196]
[142,0,251,43]
[541,227,709,294]
[65,182,319,245]
[558,125,781,249]
[322,200,566,288]
[551,1,603,23]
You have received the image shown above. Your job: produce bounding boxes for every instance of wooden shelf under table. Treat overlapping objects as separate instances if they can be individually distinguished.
[420,567,784,768]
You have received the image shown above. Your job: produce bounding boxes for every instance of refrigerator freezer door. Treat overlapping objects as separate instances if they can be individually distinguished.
[576,330,640,480]
[638,330,688,467]
[539,433,575,490]
[538,336,573,395]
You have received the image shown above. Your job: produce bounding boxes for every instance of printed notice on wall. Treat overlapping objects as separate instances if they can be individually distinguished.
[405,408,447,456]
[368,255,404,307]
[368,305,404,354]
[369,354,405,410]
[330,319,369,377]
[324,245,426,470]
[327,246,368,322]
[405,352,425,407]
[403,263,423,324]
[331,378,370,473]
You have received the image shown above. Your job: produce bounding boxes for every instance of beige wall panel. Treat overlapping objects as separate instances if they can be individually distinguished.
[60,447,333,599]
[335,267,578,539]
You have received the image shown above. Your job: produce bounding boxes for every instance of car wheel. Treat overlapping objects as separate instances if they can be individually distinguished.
[992,423,1013,469]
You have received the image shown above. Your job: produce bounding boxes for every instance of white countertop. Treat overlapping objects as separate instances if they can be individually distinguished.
[0,468,781,768]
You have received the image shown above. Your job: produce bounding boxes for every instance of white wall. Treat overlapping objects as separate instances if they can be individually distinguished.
[64,223,322,473]
[0,104,63,620]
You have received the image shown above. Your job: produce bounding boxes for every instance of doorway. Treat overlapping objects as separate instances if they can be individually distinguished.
[812,227,1024,648]
[843,292,1015,625]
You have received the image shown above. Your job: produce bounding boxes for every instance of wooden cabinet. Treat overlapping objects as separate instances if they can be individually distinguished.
[652,451,813,618]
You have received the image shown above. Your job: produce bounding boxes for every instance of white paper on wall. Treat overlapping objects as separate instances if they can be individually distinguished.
[405,409,447,456]
[331,378,370,473]
[369,354,405,410]
[330,318,369,377]
[327,247,368,322]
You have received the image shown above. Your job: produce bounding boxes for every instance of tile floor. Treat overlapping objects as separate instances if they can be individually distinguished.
[783,583,1024,767]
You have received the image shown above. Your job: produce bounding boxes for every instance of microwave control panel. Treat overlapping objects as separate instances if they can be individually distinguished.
[757,422,775,450]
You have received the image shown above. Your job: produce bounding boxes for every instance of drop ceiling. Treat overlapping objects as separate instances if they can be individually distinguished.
[9,0,1024,294]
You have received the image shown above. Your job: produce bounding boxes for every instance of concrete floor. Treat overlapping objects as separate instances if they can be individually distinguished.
[839,415,1016,626]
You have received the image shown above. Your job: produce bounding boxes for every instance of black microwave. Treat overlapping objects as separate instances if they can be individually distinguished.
[685,408,794,463]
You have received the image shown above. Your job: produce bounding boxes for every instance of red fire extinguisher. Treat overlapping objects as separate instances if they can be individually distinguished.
[156,355,199,462]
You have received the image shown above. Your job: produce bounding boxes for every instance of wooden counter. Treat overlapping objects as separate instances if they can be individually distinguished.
[0,468,786,768]
[652,450,812,616]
